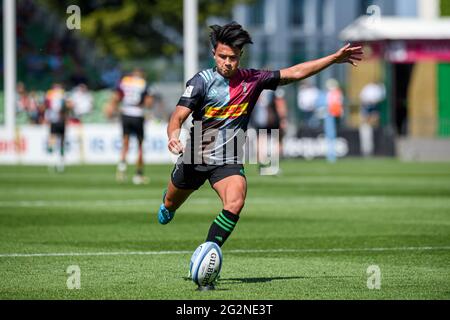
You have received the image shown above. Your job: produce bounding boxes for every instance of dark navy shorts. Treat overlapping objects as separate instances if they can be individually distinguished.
[170,158,246,190]
[121,115,144,142]
[50,121,65,136]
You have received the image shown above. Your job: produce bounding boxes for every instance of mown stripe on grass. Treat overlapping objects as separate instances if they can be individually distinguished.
[0,246,449,258]
[2,196,450,208]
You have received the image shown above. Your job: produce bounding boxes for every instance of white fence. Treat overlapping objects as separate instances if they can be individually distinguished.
[0,121,173,165]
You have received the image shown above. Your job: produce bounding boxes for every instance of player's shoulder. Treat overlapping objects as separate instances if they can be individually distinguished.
[180,71,211,99]
[192,68,215,84]
[239,68,273,79]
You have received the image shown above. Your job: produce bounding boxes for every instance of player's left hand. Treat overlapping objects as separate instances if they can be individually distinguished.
[334,44,364,67]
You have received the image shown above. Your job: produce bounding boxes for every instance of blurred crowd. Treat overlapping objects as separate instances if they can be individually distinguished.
[16,81,93,125]
[296,79,345,130]
[296,79,385,130]
[15,80,169,125]
[15,77,385,130]
[10,0,127,92]
[10,0,384,130]
[16,0,93,90]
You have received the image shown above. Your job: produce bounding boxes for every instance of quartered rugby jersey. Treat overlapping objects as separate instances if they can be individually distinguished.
[45,87,67,124]
[177,67,280,165]
[117,76,152,118]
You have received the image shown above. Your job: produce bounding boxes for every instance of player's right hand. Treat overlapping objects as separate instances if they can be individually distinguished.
[168,138,184,155]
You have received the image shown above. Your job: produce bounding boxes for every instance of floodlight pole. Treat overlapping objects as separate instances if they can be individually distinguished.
[418,0,440,19]
[183,0,199,83]
[3,0,16,136]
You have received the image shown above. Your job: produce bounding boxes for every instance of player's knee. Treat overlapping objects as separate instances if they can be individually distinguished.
[224,198,245,215]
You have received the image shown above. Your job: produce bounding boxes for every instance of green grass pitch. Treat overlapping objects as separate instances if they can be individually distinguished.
[0,159,449,300]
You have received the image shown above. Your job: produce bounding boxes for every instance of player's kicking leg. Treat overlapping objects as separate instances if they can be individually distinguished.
[158,181,194,224]
[158,158,204,224]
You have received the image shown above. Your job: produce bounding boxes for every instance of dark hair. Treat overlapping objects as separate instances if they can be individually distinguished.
[209,22,253,50]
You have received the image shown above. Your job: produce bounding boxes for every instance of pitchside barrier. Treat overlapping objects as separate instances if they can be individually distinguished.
[0,121,172,165]
[284,127,396,160]
[0,122,396,165]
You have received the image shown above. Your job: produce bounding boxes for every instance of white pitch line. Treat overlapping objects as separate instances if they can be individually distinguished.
[0,246,449,258]
[1,196,444,207]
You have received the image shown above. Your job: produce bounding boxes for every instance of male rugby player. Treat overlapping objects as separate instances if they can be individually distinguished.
[45,83,71,173]
[106,69,154,185]
[157,22,362,247]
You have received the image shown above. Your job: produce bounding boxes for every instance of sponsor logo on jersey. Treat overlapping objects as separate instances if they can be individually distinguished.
[204,103,248,120]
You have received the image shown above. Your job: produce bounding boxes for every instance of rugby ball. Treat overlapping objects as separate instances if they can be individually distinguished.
[189,242,222,286]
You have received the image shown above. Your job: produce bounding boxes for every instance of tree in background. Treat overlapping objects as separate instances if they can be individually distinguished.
[442,0,450,16]
[40,0,253,60]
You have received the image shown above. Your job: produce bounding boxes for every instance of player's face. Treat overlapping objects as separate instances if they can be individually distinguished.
[213,42,241,78]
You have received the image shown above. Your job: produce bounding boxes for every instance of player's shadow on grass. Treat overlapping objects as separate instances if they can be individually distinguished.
[183,276,304,285]
[219,276,305,284]
[183,276,305,292]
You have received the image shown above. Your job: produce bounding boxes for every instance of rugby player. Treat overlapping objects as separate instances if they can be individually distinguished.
[45,83,71,173]
[157,22,362,247]
[106,69,154,185]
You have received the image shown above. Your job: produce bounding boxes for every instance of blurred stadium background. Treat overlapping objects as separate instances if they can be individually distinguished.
[0,0,449,300]
[1,0,450,163]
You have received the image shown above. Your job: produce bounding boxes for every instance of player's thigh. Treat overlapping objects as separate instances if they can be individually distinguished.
[121,116,131,137]
[166,160,208,209]
[212,175,247,214]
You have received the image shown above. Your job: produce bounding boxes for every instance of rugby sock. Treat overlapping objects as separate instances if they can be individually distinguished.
[206,209,240,247]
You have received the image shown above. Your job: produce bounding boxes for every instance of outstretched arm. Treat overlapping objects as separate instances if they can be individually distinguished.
[279,44,363,86]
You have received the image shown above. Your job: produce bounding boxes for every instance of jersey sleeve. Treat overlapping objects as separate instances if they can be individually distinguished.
[257,70,281,91]
[177,74,205,111]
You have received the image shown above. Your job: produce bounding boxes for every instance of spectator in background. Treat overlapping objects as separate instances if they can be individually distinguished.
[16,82,29,113]
[297,80,321,129]
[326,78,344,126]
[68,84,93,123]
[359,81,386,157]
[16,82,42,124]
[324,79,344,163]
[250,88,288,175]
[28,91,45,124]
[359,81,386,128]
